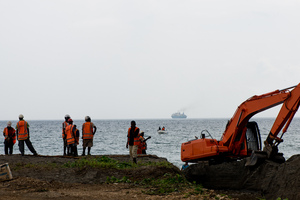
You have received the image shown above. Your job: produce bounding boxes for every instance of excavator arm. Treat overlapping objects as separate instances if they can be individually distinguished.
[221,88,290,150]
[266,85,300,145]
[181,83,300,163]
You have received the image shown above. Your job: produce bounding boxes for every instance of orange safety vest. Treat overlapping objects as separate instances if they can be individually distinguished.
[17,120,28,141]
[138,135,146,149]
[62,121,68,138]
[137,135,146,154]
[140,136,146,150]
[82,122,94,140]
[128,127,140,146]
[65,125,76,145]
[4,127,16,144]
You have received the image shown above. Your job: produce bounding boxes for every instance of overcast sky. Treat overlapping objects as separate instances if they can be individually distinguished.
[1,1,300,120]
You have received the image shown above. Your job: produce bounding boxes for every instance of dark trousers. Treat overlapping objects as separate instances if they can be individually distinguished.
[18,139,37,155]
[68,144,78,157]
[63,139,67,155]
[4,140,14,155]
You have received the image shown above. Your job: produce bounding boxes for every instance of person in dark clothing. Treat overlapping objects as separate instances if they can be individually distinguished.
[126,120,140,164]
[3,121,16,155]
[73,125,80,157]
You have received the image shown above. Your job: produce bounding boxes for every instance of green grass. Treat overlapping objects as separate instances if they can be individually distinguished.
[105,172,202,196]
[62,156,174,170]
[12,156,174,171]
[62,156,134,169]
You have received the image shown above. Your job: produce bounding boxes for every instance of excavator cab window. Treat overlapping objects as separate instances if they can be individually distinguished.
[245,121,262,151]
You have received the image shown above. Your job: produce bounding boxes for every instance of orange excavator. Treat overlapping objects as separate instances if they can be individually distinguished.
[181,83,300,166]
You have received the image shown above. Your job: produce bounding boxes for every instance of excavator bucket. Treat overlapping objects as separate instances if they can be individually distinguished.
[245,150,268,167]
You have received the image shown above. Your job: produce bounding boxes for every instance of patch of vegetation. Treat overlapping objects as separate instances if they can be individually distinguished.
[63,156,134,169]
[62,156,173,170]
[137,161,174,168]
[105,172,202,196]
[140,173,201,195]
[106,176,132,183]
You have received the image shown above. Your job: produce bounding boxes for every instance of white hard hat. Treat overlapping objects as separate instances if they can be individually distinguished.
[85,116,90,121]
[19,114,24,119]
[65,114,70,118]
[7,121,12,126]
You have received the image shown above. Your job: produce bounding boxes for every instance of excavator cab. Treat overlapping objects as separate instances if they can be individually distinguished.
[245,121,262,152]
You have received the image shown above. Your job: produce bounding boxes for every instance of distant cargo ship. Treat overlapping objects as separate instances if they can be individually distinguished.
[171,112,187,119]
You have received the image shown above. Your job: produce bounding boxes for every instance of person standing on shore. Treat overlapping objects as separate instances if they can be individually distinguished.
[3,121,16,155]
[16,114,37,156]
[65,118,78,156]
[126,120,139,164]
[81,116,97,156]
[62,114,70,156]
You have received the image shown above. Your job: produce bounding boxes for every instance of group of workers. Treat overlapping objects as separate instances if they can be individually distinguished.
[2,114,98,157]
[3,116,186,168]
[3,114,37,156]
[2,115,151,164]
[61,114,97,156]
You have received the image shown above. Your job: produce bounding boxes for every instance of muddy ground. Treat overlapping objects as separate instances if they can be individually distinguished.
[0,154,261,200]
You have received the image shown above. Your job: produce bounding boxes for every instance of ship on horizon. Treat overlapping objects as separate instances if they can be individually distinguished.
[171,112,187,119]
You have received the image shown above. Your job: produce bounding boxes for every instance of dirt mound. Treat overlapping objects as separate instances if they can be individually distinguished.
[0,154,175,184]
[184,154,300,200]
[0,154,237,200]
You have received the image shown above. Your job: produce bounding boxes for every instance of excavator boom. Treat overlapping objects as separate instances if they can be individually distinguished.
[181,83,300,163]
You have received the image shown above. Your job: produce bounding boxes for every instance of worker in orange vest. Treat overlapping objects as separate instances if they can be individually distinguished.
[137,132,143,155]
[81,116,97,156]
[126,120,139,164]
[62,114,70,156]
[137,131,151,155]
[16,114,37,156]
[3,121,16,155]
[65,118,79,156]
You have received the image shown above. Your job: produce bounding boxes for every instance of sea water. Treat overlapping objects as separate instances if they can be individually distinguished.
[1,118,300,168]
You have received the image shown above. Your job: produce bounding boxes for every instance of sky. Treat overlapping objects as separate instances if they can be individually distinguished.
[1,0,300,120]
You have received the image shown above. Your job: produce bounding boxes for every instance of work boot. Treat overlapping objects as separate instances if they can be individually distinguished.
[133,158,137,164]
[82,148,86,156]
